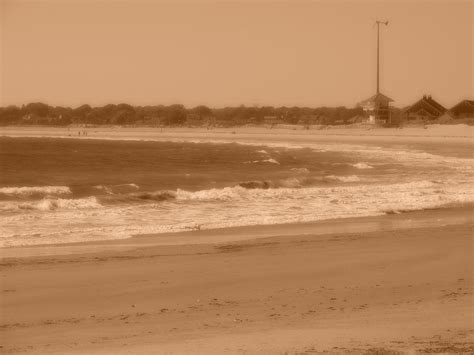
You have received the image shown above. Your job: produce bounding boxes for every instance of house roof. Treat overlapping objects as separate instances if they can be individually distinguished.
[438,112,455,121]
[404,95,446,116]
[449,100,474,115]
[359,93,394,106]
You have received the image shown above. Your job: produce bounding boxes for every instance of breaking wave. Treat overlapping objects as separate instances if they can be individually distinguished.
[0,186,72,199]
[238,181,271,189]
[94,183,140,195]
[351,162,373,169]
[244,158,280,165]
[100,190,177,204]
[2,179,473,247]
[17,196,102,211]
[324,175,361,183]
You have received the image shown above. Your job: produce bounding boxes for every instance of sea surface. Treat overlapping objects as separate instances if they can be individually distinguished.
[1,136,473,247]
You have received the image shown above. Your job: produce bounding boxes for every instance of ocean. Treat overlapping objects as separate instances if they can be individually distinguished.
[1,136,473,247]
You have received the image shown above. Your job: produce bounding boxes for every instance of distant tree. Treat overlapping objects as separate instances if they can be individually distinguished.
[163,104,187,126]
[23,102,50,117]
[0,106,21,125]
[0,101,393,127]
[192,105,212,119]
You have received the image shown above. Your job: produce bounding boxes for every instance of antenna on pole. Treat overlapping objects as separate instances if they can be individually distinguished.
[375,20,389,94]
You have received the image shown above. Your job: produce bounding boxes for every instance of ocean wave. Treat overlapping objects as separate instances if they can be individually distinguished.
[94,183,140,195]
[324,175,361,183]
[351,162,373,169]
[98,190,177,204]
[237,177,312,190]
[238,181,271,189]
[2,179,473,247]
[17,196,102,211]
[177,180,439,202]
[278,177,304,188]
[115,183,139,189]
[94,185,113,194]
[0,186,72,199]
[127,191,176,201]
[244,158,280,165]
[290,167,310,174]
[277,177,323,188]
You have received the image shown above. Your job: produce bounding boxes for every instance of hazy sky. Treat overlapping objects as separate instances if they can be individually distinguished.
[1,0,472,108]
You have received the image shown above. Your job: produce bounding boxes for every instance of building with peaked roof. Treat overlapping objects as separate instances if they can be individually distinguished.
[404,95,446,121]
[358,93,394,124]
[449,100,474,119]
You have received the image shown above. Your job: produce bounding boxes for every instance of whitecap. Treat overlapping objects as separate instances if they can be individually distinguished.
[0,186,71,198]
[18,197,102,211]
[262,158,280,165]
[325,175,361,183]
[243,158,280,165]
[351,162,373,169]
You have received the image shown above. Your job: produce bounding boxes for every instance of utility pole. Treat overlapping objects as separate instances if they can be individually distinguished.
[376,20,389,94]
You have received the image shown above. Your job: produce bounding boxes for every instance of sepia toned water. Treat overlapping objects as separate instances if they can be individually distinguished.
[1,137,473,247]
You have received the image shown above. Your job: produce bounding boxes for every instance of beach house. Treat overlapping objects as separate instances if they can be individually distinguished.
[403,95,446,121]
[358,93,394,124]
[449,100,474,119]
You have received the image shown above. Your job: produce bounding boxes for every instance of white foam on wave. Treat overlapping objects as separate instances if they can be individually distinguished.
[17,197,102,211]
[278,177,303,188]
[2,134,474,247]
[263,158,280,164]
[175,179,438,202]
[0,186,71,197]
[94,183,140,194]
[2,179,473,247]
[244,158,280,165]
[325,175,361,183]
[351,162,373,169]
[116,183,140,189]
[94,185,113,194]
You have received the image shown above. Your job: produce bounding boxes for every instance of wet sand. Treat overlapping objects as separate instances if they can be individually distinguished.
[1,207,473,354]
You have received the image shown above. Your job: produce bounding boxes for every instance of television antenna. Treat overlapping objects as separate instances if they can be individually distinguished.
[375,20,389,94]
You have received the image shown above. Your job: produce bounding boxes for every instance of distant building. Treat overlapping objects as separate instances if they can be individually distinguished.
[358,20,393,125]
[358,93,394,124]
[404,95,446,120]
[437,111,455,122]
[449,100,474,119]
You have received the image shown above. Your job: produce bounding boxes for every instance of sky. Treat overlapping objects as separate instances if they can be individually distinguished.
[0,0,472,108]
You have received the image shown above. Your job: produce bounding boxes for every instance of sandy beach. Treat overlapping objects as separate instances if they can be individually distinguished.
[3,0,473,353]
[1,126,473,354]
[1,207,473,354]
[1,124,473,149]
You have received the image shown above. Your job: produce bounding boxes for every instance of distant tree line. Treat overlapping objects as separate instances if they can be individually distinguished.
[0,102,375,127]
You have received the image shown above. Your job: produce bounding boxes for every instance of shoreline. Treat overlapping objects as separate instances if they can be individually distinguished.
[1,127,473,353]
[1,126,473,167]
[1,207,473,354]
[1,204,473,259]
[1,127,473,256]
